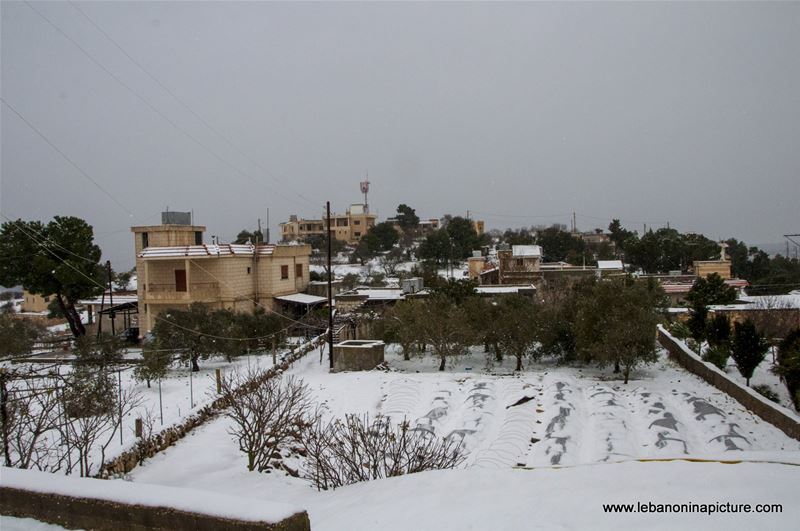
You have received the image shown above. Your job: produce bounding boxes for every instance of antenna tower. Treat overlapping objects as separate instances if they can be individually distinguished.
[360,173,370,213]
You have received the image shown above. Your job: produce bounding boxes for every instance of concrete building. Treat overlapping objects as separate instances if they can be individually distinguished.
[280,203,376,245]
[132,213,311,333]
[497,245,543,285]
[21,290,51,313]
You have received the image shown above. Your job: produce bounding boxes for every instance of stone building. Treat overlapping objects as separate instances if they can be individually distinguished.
[131,213,311,333]
[21,290,51,313]
[280,203,376,245]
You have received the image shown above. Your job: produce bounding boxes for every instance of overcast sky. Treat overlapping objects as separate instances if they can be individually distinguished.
[2,1,798,269]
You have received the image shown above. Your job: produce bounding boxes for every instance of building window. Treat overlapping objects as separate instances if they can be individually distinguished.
[44,296,50,303]
[354,232,361,237]
[247,267,251,274]
[354,220,361,225]
[195,231,203,245]
[281,265,289,280]
[142,232,149,248]
[516,258,524,267]
[295,264,303,278]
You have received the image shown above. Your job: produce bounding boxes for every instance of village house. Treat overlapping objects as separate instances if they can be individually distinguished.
[470,245,543,286]
[657,243,747,305]
[280,203,376,245]
[132,212,311,333]
[21,290,51,313]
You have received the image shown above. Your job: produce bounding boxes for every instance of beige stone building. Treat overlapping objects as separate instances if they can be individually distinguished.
[132,215,311,333]
[280,204,376,245]
[21,290,52,313]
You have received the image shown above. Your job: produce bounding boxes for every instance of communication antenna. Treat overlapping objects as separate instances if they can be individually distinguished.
[360,172,370,213]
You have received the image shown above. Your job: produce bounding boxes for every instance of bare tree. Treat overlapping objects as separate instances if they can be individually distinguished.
[61,378,142,477]
[745,296,795,361]
[220,371,312,472]
[379,248,404,277]
[300,413,465,490]
[1,368,63,471]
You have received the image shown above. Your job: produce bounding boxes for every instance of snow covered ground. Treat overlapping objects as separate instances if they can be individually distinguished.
[125,347,800,530]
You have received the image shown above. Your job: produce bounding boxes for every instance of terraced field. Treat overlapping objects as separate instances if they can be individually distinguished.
[360,366,796,469]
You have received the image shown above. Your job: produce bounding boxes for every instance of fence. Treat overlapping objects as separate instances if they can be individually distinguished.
[100,334,326,477]
[657,325,800,441]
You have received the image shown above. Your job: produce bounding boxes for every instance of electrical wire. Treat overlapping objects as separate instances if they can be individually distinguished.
[1,213,317,342]
[67,0,320,211]
[24,1,319,212]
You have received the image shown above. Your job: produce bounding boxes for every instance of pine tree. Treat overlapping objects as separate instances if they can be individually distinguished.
[0,217,104,337]
[731,320,769,386]
[773,329,800,409]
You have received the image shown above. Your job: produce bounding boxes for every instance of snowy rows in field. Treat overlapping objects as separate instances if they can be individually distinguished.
[306,355,797,471]
[124,348,800,531]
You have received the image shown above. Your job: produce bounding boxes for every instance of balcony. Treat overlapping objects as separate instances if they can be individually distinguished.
[144,282,220,303]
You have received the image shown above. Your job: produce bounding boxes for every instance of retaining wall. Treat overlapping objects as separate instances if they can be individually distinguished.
[0,467,309,531]
[657,325,800,441]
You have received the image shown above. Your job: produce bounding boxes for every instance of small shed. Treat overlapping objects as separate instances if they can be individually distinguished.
[333,340,385,372]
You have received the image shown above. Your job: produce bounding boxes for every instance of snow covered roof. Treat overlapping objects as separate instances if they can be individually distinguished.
[353,288,405,301]
[139,244,276,259]
[275,293,327,305]
[597,260,624,270]
[511,245,542,258]
[78,295,138,306]
[476,285,536,295]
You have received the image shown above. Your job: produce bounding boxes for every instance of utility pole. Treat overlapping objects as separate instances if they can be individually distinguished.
[254,218,261,308]
[106,261,116,336]
[266,208,270,244]
[327,201,334,370]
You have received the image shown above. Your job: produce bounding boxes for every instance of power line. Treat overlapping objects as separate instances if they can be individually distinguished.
[67,0,320,211]
[2,213,322,341]
[1,90,322,330]
[24,1,317,212]
[0,98,137,219]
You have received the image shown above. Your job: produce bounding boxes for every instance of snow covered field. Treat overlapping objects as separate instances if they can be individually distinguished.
[125,347,800,530]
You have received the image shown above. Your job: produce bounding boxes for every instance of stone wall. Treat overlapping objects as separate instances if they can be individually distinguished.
[657,325,800,441]
[1,467,309,531]
[0,486,310,531]
[100,335,325,477]
[333,340,385,372]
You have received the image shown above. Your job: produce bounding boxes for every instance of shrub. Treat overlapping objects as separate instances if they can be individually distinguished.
[300,414,465,490]
[752,384,780,404]
[702,345,730,370]
[220,372,311,472]
[772,328,800,410]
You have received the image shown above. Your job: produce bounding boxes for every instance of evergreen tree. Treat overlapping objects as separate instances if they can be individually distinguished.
[134,347,171,388]
[773,329,800,409]
[395,204,420,230]
[418,229,453,266]
[416,295,475,371]
[0,313,41,359]
[495,295,539,371]
[608,219,634,255]
[384,300,422,361]
[686,273,737,307]
[151,304,217,371]
[707,313,732,347]
[234,229,264,244]
[0,217,104,337]
[731,320,769,386]
[574,277,664,383]
[364,222,400,255]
